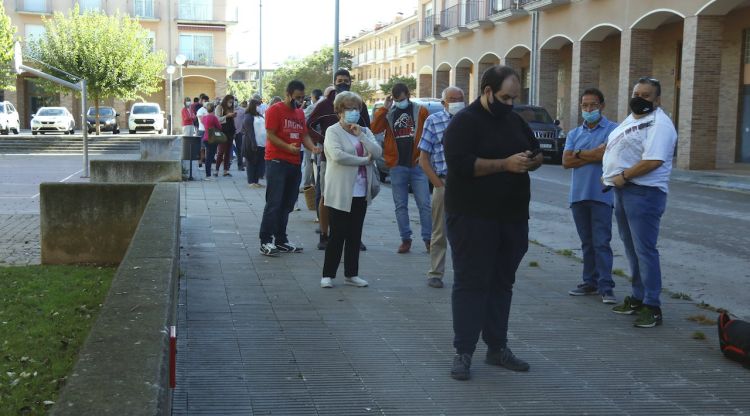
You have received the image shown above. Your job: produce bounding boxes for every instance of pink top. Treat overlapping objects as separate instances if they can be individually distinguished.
[201,113,222,142]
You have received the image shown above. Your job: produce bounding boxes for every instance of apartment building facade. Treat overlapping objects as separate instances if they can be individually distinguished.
[347,0,750,170]
[2,0,238,130]
[342,13,419,102]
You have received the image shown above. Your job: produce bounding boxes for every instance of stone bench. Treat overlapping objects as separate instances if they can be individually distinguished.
[90,160,182,183]
[140,136,179,161]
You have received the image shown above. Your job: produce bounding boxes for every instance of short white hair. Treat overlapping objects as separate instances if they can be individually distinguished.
[441,86,464,101]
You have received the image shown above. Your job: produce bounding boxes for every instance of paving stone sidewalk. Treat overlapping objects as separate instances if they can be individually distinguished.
[170,175,749,415]
[0,214,40,266]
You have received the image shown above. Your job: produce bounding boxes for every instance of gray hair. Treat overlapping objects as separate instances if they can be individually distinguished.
[333,91,363,114]
[441,86,464,101]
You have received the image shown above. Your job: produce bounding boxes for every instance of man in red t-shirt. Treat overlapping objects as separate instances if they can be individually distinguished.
[259,80,321,257]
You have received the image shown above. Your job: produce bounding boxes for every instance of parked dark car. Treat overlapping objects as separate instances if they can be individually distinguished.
[513,104,566,163]
[86,106,120,134]
[369,98,445,182]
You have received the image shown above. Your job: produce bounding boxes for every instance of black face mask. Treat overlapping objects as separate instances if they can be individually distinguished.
[629,96,655,115]
[335,83,351,93]
[488,95,513,119]
[290,99,300,109]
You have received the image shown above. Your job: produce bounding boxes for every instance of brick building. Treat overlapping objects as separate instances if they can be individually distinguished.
[1,0,238,132]
[346,0,750,170]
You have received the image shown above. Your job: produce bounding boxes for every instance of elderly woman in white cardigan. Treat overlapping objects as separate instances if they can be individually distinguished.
[320,91,383,289]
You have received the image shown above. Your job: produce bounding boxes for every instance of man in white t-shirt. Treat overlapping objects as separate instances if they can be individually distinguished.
[195,95,209,167]
[602,77,677,328]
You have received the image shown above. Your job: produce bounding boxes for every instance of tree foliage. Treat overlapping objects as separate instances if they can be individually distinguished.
[0,2,17,90]
[351,81,376,104]
[267,47,353,99]
[226,79,254,102]
[28,6,165,133]
[380,75,417,96]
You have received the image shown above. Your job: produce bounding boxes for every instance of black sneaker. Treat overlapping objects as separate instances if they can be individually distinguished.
[568,283,598,296]
[259,243,280,257]
[486,347,530,372]
[360,242,367,251]
[427,277,444,288]
[276,242,303,253]
[450,353,472,381]
[634,305,663,328]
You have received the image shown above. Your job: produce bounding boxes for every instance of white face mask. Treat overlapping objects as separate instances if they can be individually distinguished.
[447,102,465,115]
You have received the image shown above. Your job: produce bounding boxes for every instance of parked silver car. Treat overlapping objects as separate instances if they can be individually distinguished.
[0,101,21,135]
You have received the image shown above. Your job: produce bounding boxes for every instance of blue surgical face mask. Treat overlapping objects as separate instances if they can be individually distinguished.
[395,99,409,110]
[344,109,359,124]
[582,109,601,124]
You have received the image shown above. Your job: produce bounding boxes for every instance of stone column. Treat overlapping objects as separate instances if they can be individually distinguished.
[538,48,559,118]
[677,15,723,170]
[617,28,653,121]
[570,41,601,127]
[476,61,495,100]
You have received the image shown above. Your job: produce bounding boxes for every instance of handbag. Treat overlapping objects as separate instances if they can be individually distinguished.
[368,163,380,199]
[207,127,228,144]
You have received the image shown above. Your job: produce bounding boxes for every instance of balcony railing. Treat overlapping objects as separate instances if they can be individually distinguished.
[421,14,442,40]
[466,0,492,24]
[16,0,52,14]
[178,48,214,66]
[491,0,534,13]
[177,0,238,23]
[400,22,419,46]
[385,46,396,60]
[440,5,462,31]
[134,0,159,20]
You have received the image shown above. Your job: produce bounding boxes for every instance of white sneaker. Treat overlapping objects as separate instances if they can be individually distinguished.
[345,276,368,287]
[320,277,333,288]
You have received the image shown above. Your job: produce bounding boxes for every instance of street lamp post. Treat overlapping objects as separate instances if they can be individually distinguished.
[175,54,186,134]
[258,0,263,97]
[166,65,176,134]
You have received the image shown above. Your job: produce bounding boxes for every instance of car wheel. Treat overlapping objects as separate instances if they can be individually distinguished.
[12,128,19,134]
[0,129,7,135]
[32,131,37,135]
[113,129,120,134]
[129,130,136,134]
[158,129,163,135]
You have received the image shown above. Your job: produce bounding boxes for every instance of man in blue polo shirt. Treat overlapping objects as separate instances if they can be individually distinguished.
[562,88,619,304]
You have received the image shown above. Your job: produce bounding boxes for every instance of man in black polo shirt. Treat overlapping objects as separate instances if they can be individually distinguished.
[444,65,542,381]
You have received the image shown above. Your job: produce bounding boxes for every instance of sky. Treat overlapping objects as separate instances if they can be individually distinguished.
[233,0,417,69]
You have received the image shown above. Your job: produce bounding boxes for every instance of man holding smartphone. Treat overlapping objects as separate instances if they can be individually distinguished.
[562,88,619,304]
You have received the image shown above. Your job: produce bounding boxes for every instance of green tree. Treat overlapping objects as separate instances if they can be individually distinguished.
[380,75,417,96]
[0,2,17,90]
[226,79,254,102]
[28,6,165,134]
[351,81,376,104]
[267,46,353,99]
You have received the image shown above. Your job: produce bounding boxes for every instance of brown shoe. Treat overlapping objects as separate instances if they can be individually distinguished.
[424,240,431,253]
[397,239,412,254]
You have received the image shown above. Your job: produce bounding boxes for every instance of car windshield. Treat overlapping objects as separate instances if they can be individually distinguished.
[0,105,5,113]
[38,109,65,116]
[88,108,114,116]
[133,105,159,114]
[513,107,554,124]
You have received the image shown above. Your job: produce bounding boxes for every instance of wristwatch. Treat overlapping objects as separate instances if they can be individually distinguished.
[574,149,582,159]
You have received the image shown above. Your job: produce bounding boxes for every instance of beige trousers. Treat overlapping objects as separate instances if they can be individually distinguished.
[428,185,447,279]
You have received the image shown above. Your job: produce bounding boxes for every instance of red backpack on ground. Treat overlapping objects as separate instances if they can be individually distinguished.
[718,311,750,369]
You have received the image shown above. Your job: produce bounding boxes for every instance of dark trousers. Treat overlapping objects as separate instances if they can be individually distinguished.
[216,136,234,172]
[245,148,265,184]
[204,142,218,177]
[447,214,528,355]
[323,197,367,278]
[234,133,244,169]
[259,159,301,245]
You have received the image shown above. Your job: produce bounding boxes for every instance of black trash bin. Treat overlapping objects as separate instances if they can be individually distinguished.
[182,136,202,180]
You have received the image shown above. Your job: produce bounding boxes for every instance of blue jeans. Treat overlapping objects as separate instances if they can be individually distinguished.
[389,165,432,242]
[245,147,265,184]
[259,159,301,245]
[448,214,528,355]
[571,200,614,293]
[614,184,667,307]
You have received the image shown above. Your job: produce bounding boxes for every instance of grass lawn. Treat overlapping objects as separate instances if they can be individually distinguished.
[0,265,115,415]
